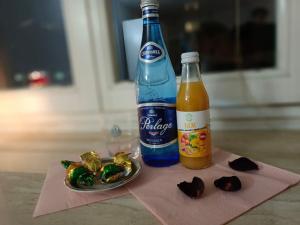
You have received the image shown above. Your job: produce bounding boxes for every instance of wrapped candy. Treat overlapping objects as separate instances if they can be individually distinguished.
[100,163,125,183]
[61,160,74,169]
[80,151,102,174]
[62,151,134,187]
[61,160,95,187]
[113,152,132,176]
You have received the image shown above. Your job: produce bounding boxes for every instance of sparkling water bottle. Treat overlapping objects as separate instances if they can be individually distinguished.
[135,0,179,167]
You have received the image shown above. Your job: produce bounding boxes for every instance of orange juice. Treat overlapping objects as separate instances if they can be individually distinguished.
[176,52,212,169]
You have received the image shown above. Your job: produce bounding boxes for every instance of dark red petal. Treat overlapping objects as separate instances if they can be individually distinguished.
[177,176,205,198]
[214,176,242,191]
[229,157,259,171]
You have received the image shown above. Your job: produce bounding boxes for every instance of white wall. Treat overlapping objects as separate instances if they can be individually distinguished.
[0,0,300,133]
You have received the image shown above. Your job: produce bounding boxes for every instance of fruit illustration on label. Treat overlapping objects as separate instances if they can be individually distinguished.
[200,132,207,140]
[179,128,208,156]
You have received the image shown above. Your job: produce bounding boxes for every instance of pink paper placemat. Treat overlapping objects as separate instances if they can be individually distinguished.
[33,161,128,217]
[128,148,300,225]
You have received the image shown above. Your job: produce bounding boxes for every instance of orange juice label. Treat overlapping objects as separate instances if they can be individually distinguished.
[177,110,210,157]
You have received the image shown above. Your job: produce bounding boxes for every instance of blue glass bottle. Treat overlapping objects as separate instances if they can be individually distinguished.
[135,0,179,167]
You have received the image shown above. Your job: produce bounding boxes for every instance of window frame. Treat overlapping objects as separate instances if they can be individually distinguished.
[0,0,101,116]
[91,0,293,112]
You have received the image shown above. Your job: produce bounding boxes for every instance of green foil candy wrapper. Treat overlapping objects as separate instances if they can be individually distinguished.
[61,160,73,169]
[100,163,125,183]
[61,160,96,187]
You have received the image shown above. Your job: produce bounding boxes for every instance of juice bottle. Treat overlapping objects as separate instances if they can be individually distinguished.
[176,52,212,169]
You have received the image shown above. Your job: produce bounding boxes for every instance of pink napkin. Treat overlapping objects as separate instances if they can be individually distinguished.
[128,148,300,225]
[33,161,128,217]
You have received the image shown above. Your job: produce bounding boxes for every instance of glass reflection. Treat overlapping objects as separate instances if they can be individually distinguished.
[0,0,72,89]
[110,0,276,79]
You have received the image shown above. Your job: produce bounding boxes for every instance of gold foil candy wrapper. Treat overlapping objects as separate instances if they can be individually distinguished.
[113,152,132,176]
[80,151,102,174]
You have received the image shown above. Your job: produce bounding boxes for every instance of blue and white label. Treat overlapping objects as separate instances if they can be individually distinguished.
[138,103,177,148]
[142,6,159,19]
[139,42,165,63]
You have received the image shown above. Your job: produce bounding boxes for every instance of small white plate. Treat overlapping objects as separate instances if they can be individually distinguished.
[64,157,142,193]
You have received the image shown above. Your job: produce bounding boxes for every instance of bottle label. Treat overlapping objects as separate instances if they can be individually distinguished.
[177,110,211,157]
[138,103,177,148]
[139,42,165,64]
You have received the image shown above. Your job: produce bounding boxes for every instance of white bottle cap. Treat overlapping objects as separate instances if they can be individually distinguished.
[141,0,159,8]
[181,52,199,64]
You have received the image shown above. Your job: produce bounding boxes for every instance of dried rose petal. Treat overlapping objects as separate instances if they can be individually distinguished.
[214,176,242,192]
[177,176,205,198]
[229,157,259,171]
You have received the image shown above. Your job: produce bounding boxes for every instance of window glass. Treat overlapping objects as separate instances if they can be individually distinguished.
[109,0,276,80]
[0,0,72,89]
